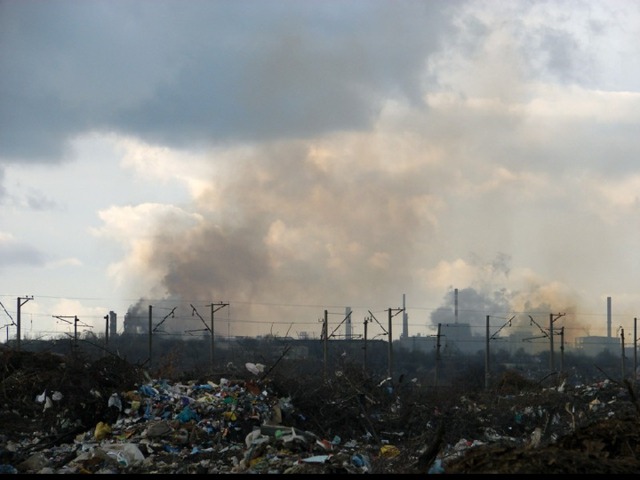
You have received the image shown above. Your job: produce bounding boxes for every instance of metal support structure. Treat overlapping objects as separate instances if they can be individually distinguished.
[148,305,153,369]
[434,322,442,387]
[485,314,514,390]
[188,302,228,372]
[620,327,626,382]
[209,302,229,371]
[148,306,177,370]
[16,296,33,351]
[485,315,490,390]
[634,317,638,384]
[52,314,91,353]
[318,308,357,381]
[322,309,328,381]
[549,312,566,372]
[559,326,565,373]
[363,315,370,373]
[387,307,404,382]
[549,313,554,371]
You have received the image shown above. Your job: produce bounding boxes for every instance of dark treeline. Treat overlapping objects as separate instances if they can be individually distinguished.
[5,331,631,393]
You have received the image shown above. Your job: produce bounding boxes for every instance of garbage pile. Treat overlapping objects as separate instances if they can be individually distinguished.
[1,349,640,474]
[5,376,373,474]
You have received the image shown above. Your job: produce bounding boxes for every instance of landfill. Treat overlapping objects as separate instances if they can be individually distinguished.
[1,349,640,474]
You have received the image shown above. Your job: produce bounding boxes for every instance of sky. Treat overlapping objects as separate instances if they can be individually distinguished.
[1,0,640,344]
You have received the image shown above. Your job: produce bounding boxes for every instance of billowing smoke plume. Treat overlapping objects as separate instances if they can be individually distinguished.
[429,283,585,343]
[126,139,442,336]
[430,287,512,327]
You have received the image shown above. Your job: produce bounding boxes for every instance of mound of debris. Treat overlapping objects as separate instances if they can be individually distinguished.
[1,349,640,474]
[444,414,640,474]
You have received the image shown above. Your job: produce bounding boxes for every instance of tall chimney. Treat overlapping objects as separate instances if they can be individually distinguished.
[402,294,408,338]
[108,311,117,337]
[607,296,612,338]
[454,288,459,324]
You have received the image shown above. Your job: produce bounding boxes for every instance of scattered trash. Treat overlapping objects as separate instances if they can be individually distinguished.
[108,393,122,411]
[94,421,112,441]
[300,454,331,463]
[379,444,400,458]
[101,443,145,467]
[3,350,640,474]
[245,362,266,375]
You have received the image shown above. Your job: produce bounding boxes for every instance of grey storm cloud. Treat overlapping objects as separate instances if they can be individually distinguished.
[0,0,455,162]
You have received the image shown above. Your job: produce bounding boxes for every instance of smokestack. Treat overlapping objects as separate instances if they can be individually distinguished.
[108,311,117,337]
[454,288,458,324]
[607,296,612,338]
[402,294,408,338]
[345,306,352,340]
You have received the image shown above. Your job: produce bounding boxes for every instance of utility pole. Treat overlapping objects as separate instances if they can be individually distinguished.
[52,315,90,354]
[485,314,514,390]
[367,309,389,375]
[387,307,404,382]
[148,305,177,371]
[620,327,626,382]
[485,316,490,390]
[74,316,79,352]
[549,312,565,372]
[634,317,638,385]
[209,302,229,371]
[549,313,554,371]
[363,315,370,373]
[189,303,226,372]
[434,323,442,387]
[148,305,178,371]
[16,296,33,351]
[148,305,153,370]
[0,300,15,345]
[322,310,328,382]
[560,326,565,374]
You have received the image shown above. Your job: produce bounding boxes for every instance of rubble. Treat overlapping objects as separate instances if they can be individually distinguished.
[1,349,640,474]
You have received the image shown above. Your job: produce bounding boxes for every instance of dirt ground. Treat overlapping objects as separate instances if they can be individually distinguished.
[1,349,640,474]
